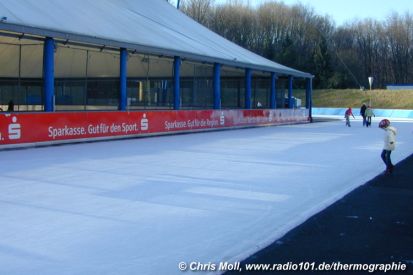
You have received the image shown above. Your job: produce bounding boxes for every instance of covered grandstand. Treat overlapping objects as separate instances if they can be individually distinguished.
[0,0,313,147]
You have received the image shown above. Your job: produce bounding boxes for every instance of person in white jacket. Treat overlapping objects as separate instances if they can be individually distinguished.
[379,119,397,174]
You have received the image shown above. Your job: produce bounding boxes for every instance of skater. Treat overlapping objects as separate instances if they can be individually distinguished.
[7,100,14,112]
[344,107,355,127]
[360,103,367,126]
[379,119,397,174]
[365,106,375,127]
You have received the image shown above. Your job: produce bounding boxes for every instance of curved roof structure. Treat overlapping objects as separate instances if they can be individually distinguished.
[0,0,312,78]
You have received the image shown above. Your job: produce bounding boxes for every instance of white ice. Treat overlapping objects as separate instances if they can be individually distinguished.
[1,118,413,275]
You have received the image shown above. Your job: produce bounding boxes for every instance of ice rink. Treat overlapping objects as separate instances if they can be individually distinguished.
[1,118,413,274]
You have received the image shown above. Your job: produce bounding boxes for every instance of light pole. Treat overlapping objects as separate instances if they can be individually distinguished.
[368,76,374,106]
[368,76,373,91]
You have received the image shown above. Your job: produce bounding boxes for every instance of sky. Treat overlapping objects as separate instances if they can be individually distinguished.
[1,118,413,274]
[171,0,413,26]
[276,0,413,25]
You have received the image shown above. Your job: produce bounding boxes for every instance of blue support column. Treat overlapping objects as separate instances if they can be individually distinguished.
[288,75,293,109]
[43,37,55,112]
[213,63,221,109]
[270,72,277,109]
[119,48,127,111]
[173,56,181,110]
[306,77,313,120]
[245,68,252,109]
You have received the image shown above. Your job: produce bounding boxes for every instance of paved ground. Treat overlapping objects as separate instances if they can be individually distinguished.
[227,154,413,274]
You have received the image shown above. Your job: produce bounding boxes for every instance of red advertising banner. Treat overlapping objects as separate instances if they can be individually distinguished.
[0,109,309,148]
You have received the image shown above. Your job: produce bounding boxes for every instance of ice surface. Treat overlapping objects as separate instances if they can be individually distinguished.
[1,119,413,274]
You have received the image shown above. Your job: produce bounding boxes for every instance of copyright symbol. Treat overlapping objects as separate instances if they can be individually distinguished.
[178,262,187,271]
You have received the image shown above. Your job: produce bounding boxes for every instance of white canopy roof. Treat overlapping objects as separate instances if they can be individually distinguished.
[0,0,312,78]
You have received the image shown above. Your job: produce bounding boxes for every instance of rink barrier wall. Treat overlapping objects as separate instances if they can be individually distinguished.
[0,109,309,149]
[312,107,413,118]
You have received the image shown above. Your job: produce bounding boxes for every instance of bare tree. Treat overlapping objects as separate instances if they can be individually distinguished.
[181,0,215,27]
[179,0,413,88]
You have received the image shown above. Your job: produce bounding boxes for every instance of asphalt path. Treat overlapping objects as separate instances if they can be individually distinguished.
[227,154,413,274]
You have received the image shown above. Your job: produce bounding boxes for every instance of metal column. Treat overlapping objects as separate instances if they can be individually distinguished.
[173,56,181,110]
[288,76,293,109]
[245,68,252,109]
[43,37,55,112]
[119,48,127,111]
[213,63,221,109]
[270,72,277,109]
[306,77,313,120]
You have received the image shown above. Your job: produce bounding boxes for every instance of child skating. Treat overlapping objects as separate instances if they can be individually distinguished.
[378,119,397,174]
[344,107,355,127]
[365,106,375,127]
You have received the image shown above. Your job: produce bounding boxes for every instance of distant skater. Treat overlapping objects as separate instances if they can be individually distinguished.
[360,103,367,127]
[344,107,355,127]
[7,100,14,112]
[365,106,375,127]
[379,119,397,174]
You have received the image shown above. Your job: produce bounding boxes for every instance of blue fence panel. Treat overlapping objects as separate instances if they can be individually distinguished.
[312,108,413,119]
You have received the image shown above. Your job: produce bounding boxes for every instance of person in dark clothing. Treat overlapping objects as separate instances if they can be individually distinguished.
[360,103,367,127]
[7,100,14,112]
